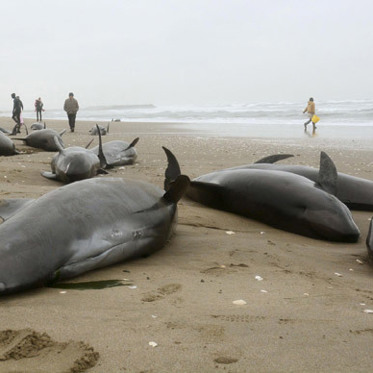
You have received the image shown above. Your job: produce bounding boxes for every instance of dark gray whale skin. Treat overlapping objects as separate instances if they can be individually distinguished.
[0,132,19,156]
[365,218,373,263]
[41,145,103,183]
[230,161,373,211]
[0,171,189,295]
[12,129,66,151]
[163,149,359,242]
[41,126,107,183]
[91,138,139,166]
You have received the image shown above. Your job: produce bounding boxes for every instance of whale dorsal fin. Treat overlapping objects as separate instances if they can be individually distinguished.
[163,175,190,203]
[316,151,338,195]
[44,122,47,129]
[106,122,110,133]
[162,146,181,190]
[123,137,140,151]
[254,154,294,164]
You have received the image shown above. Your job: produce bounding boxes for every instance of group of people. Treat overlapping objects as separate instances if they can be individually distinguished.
[11,93,317,135]
[10,92,79,135]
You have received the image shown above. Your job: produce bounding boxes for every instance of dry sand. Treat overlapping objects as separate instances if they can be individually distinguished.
[0,117,372,372]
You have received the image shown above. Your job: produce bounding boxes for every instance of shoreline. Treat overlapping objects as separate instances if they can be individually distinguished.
[1,118,373,372]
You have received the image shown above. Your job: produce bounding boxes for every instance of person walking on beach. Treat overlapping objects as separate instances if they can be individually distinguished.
[10,93,24,135]
[34,97,44,121]
[63,92,79,132]
[303,97,316,130]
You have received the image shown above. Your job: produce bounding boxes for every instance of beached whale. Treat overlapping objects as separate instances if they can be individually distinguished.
[41,138,107,183]
[91,138,139,167]
[0,132,19,156]
[12,129,66,151]
[0,148,189,295]
[164,148,360,242]
[89,123,110,136]
[229,155,373,211]
[31,122,46,131]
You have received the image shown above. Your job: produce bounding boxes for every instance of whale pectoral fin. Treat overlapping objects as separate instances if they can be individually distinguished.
[0,198,35,221]
[53,136,65,153]
[97,168,109,175]
[316,151,338,195]
[254,154,294,164]
[162,147,182,190]
[59,129,67,137]
[96,124,108,169]
[85,138,94,149]
[163,175,190,203]
[41,171,57,180]
[123,137,139,151]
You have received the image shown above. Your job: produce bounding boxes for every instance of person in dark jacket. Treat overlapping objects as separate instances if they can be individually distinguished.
[11,93,24,135]
[35,97,44,121]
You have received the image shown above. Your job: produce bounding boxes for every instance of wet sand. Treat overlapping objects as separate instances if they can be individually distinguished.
[0,117,373,372]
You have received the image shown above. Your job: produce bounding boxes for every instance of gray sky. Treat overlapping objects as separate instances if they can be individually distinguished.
[1,0,372,110]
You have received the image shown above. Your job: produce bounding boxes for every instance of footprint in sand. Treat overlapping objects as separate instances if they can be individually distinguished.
[141,283,182,302]
[0,329,99,373]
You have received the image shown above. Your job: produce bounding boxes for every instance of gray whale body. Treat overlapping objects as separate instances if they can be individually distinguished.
[164,149,360,242]
[0,152,189,295]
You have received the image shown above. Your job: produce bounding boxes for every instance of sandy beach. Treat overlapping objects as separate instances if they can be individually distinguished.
[0,116,373,373]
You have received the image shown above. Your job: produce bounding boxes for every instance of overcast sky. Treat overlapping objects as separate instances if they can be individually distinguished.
[0,0,372,110]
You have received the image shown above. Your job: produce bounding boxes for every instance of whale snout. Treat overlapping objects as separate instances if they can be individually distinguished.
[0,282,6,293]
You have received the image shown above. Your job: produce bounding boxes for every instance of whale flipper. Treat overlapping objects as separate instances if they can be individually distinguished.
[254,154,294,164]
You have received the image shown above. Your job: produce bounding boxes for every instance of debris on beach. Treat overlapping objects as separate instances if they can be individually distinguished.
[226,230,235,235]
[334,272,343,277]
[149,341,158,347]
[232,299,247,305]
[363,309,373,314]
[255,275,263,281]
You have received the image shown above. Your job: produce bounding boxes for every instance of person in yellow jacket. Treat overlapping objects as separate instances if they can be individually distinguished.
[303,97,316,130]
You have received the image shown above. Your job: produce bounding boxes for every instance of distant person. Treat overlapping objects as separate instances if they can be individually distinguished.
[34,97,44,121]
[63,92,79,132]
[10,93,24,135]
[303,97,316,130]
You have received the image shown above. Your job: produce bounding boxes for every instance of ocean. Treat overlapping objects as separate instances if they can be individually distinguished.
[4,99,373,138]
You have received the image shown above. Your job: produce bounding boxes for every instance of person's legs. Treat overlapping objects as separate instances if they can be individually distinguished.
[68,114,76,132]
[304,113,313,129]
[11,111,21,135]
